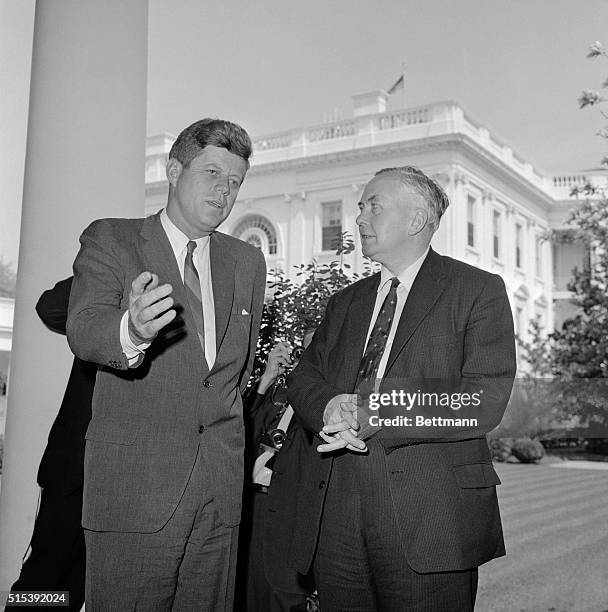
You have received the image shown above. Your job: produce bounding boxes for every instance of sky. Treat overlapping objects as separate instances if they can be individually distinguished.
[1,0,607,267]
[148,0,608,173]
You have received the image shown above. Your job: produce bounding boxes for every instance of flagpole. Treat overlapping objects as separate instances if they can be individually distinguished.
[401,63,407,109]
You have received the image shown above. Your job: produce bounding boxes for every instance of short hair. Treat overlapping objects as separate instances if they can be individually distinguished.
[169,118,253,168]
[375,166,449,232]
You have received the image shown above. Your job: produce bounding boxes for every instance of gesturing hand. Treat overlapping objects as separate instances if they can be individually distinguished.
[317,393,367,453]
[128,271,176,344]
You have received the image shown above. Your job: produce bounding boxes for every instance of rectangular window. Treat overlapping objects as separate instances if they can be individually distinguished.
[466,196,475,248]
[322,201,342,251]
[515,223,523,269]
[492,210,501,259]
[535,236,543,277]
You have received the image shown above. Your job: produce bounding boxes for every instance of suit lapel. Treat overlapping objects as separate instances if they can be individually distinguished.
[140,212,181,288]
[343,274,380,392]
[210,232,235,354]
[384,249,446,375]
[140,212,209,373]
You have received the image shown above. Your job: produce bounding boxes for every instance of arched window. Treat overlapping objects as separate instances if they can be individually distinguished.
[232,215,278,255]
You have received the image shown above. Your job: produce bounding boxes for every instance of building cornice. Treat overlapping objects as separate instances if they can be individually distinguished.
[247,132,556,210]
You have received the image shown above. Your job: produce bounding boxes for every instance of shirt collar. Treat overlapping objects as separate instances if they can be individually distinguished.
[378,246,430,294]
[160,209,209,259]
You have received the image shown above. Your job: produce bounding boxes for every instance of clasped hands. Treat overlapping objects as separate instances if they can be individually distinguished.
[318,393,367,454]
[127,271,176,344]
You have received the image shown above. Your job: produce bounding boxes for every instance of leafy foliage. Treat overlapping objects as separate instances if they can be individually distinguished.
[519,43,608,427]
[250,232,375,384]
[511,438,545,464]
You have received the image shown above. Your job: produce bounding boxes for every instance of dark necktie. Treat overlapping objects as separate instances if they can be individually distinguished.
[354,277,400,439]
[184,241,205,353]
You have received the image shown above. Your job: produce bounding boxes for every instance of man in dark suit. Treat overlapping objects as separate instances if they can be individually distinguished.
[287,166,516,612]
[66,119,266,611]
[11,277,93,611]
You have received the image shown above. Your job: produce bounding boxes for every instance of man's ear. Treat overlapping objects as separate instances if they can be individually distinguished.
[166,159,183,186]
[409,208,429,235]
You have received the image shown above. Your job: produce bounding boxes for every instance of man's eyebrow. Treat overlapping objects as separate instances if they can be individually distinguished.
[199,162,243,178]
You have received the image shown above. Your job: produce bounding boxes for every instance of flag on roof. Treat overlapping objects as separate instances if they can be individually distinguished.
[387,73,405,95]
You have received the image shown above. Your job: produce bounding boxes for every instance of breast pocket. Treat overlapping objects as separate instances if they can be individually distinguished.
[230,311,252,331]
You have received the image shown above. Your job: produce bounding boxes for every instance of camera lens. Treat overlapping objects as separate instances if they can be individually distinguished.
[293,346,305,360]
[269,428,286,449]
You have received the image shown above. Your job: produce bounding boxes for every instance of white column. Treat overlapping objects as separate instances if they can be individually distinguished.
[0,0,35,272]
[449,171,468,259]
[0,0,148,590]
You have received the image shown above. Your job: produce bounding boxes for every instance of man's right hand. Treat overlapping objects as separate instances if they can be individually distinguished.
[318,393,367,453]
[128,271,176,344]
[257,342,292,394]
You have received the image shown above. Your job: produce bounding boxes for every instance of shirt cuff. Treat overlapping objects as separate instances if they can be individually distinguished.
[120,311,150,366]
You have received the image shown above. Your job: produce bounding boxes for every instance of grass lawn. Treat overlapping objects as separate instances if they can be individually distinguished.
[476,461,608,612]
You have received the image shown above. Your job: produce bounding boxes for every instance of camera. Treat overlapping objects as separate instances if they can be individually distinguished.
[292,345,305,361]
[260,427,287,454]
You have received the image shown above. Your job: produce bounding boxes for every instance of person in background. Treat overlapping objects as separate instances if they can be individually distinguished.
[238,332,316,612]
[11,276,94,611]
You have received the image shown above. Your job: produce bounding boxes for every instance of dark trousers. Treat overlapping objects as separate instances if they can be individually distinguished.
[314,444,478,612]
[11,486,86,612]
[85,446,239,612]
[236,489,311,612]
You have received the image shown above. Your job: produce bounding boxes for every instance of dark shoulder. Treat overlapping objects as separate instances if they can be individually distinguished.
[213,231,266,267]
[327,273,380,307]
[433,251,506,290]
[81,217,145,240]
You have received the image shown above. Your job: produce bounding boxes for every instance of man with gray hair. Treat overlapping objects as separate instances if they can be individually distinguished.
[286,165,516,611]
[67,118,266,610]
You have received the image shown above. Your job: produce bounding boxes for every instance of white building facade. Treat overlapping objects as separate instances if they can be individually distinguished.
[146,90,605,341]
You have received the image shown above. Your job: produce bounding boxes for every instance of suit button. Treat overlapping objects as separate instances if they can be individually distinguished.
[198,425,205,433]
[318,481,326,490]
[203,380,211,388]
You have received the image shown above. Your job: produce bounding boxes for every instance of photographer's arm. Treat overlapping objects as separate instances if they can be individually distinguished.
[36,277,73,335]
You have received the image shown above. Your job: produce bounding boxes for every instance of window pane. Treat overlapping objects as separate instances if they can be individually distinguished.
[493,211,500,259]
[322,225,342,251]
[322,201,342,250]
[515,224,522,268]
[466,196,475,247]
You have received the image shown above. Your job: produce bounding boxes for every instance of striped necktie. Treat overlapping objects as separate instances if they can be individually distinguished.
[184,240,205,352]
[354,276,400,439]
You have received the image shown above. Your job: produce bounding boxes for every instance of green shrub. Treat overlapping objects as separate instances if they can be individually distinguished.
[511,438,545,464]
[490,438,513,462]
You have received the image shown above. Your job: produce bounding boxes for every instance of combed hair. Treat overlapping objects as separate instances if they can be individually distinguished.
[169,118,252,168]
[375,166,449,232]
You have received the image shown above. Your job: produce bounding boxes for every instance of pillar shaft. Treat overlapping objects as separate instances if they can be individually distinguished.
[0,0,148,589]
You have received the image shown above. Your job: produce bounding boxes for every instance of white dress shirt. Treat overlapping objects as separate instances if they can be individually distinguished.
[120,209,217,368]
[364,247,429,385]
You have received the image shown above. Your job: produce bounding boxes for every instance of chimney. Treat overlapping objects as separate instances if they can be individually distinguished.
[352,89,388,117]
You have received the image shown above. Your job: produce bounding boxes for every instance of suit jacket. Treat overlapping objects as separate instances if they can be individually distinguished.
[286,248,516,574]
[66,211,266,532]
[36,277,96,495]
